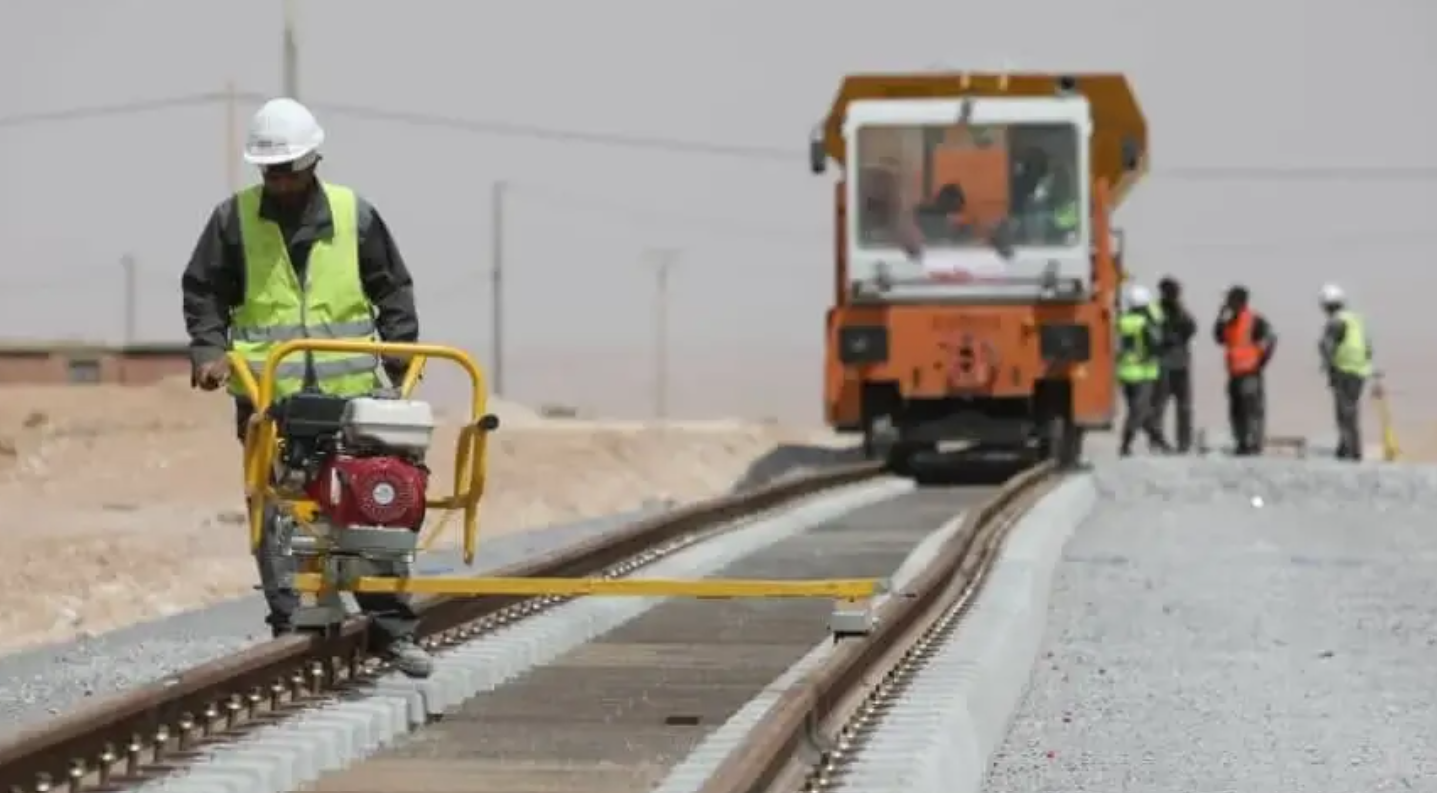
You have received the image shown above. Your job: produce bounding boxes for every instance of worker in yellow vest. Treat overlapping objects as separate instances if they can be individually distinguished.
[180,97,432,678]
[1317,283,1374,461]
[1116,284,1173,456]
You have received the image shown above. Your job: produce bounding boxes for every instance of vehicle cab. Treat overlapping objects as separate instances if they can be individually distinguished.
[841,93,1094,304]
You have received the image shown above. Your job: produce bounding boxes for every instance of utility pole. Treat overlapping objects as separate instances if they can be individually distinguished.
[120,254,137,347]
[490,180,506,396]
[646,249,679,420]
[282,0,300,98]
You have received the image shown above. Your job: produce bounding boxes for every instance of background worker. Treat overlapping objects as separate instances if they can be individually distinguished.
[1317,283,1374,461]
[179,97,433,679]
[1151,276,1197,453]
[1117,284,1172,456]
[1213,285,1277,456]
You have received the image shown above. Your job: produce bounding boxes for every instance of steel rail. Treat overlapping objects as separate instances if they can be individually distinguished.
[695,460,1061,793]
[0,461,883,793]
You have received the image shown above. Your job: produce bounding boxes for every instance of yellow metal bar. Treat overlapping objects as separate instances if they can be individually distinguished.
[465,424,490,564]
[233,339,491,554]
[1374,373,1401,462]
[417,508,456,551]
[227,350,261,405]
[291,574,885,599]
[398,354,428,398]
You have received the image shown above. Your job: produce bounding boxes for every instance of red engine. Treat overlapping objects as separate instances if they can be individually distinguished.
[306,455,429,529]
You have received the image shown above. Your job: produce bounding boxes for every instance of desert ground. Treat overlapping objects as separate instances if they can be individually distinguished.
[0,380,852,654]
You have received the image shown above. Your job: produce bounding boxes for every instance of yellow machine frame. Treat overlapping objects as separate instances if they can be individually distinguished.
[229,339,882,619]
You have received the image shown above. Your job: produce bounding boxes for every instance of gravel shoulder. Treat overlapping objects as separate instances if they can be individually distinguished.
[986,456,1437,792]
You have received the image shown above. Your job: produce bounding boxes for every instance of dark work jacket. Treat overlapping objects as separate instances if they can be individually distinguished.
[180,180,419,383]
[1156,299,1197,370]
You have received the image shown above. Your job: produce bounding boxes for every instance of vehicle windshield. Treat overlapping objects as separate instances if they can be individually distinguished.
[854,122,1082,253]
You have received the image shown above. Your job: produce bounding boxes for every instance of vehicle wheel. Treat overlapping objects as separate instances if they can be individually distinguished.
[862,414,898,462]
[886,441,931,477]
[1059,425,1085,469]
[1042,414,1084,470]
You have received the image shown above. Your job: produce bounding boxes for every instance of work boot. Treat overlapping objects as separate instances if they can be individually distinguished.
[267,614,295,639]
[379,637,434,679]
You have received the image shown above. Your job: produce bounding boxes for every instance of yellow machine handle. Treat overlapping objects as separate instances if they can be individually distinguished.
[1372,371,1401,462]
[228,339,494,564]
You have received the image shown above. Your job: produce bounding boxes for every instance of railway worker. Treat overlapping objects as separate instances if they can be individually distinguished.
[1317,283,1374,461]
[1116,284,1172,456]
[179,96,434,679]
[1011,148,1079,243]
[1152,277,1197,453]
[1212,285,1277,456]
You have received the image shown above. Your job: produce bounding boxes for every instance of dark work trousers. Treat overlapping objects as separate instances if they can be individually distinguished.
[234,398,419,646]
[1225,373,1266,455]
[1329,372,1366,461]
[1120,380,1168,454]
[1152,367,1195,453]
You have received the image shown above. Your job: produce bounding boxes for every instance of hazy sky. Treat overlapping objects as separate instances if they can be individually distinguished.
[1,0,1433,428]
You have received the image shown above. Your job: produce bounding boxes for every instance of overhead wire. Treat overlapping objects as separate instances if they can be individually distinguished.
[0,92,233,128]
[2,90,1437,182]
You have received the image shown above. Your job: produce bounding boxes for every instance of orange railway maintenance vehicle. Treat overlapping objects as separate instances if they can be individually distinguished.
[809,71,1147,472]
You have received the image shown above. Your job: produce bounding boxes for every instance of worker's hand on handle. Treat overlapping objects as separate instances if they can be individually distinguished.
[193,358,231,391]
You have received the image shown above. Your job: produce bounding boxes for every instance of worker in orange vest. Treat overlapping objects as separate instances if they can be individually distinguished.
[1212,285,1278,455]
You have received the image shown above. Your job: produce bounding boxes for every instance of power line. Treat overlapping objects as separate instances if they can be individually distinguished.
[5,90,1437,182]
[506,182,825,242]
[300,98,796,163]
[0,92,232,128]
[1153,166,1437,183]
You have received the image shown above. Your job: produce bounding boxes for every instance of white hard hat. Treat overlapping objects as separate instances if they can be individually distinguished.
[1319,283,1345,305]
[1125,284,1152,308]
[243,98,325,167]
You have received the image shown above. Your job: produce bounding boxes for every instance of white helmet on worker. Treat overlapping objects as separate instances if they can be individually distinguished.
[243,97,325,168]
[1319,282,1345,307]
[1124,283,1152,308]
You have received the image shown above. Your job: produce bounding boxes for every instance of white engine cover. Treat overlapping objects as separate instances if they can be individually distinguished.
[340,397,436,453]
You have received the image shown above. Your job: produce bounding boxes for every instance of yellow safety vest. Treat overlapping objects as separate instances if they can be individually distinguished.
[1116,311,1159,383]
[1332,309,1372,377]
[229,183,381,399]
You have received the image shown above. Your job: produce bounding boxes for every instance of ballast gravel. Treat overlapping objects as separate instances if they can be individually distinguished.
[0,504,667,740]
[985,456,1437,792]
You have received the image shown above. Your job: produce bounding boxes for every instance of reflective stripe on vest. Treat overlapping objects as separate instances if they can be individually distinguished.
[1224,308,1262,376]
[1053,201,1079,230]
[1333,309,1372,377]
[1116,311,1159,382]
[229,183,381,399]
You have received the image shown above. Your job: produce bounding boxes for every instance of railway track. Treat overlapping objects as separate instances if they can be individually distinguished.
[0,457,1061,793]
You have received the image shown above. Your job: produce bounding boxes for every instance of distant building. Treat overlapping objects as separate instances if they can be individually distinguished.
[0,341,190,386]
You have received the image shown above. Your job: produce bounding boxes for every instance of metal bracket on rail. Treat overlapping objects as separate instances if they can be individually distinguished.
[829,577,896,639]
